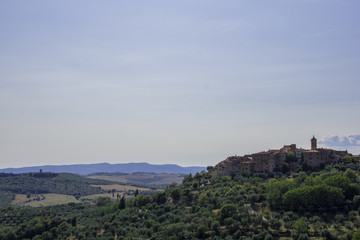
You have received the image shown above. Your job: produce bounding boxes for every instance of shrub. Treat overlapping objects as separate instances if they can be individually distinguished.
[292,219,308,234]
[353,230,360,240]
[297,233,309,240]
[264,233,273,240]
[220,204,237,219]
[320,228,331,239]
[349,211,358,221]
[270,218,282,230]
[335,214,345,223]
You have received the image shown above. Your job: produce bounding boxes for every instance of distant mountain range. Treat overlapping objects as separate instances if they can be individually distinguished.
[0,162,206,175]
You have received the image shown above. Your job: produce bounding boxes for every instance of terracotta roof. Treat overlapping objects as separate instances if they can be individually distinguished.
[304,150,319,153]
[241,161,252,164]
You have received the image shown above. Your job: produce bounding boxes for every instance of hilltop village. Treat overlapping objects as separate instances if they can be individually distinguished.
[213,136,359,177]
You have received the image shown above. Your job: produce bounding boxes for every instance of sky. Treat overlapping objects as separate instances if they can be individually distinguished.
[0,0,359,168]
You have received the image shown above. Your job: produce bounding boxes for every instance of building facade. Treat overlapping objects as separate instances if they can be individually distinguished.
[213,136,351,177]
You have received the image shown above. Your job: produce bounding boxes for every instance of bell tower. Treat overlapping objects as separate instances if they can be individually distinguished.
[311,135,317,150]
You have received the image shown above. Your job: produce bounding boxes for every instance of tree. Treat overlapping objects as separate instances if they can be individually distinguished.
[266,179,296,208]
[297,233,309,240]
[119,196,126,209]
[182,174,193,188]
[320,229,332,239]
[292,218,308,234]
[342,155,358,164]
[41,231,53,240]
[207,166,215,172]
[198,193,209,207]
[286,152,297,162]
[354,195,360,208]
[353,231,360,240]
[112,189,115,197]
[270,218,282,230]
[0,227,17,240]
[304,176,321,186]
[165,223,184,236]
[345,169,357,182]
[134,195,152,207]
[170,188,181,202]
[248,194,260,205]
[264,233,273,240]
[71,216,76,227]
[282,184,344,209]
[97,197,111,206]
[281,162,289,173]
[324,175,351,191]
[154,191,167,205]
[196,224,208,239]
[221,204,237,219]
[324,175,356,199]
[211,221,220,233]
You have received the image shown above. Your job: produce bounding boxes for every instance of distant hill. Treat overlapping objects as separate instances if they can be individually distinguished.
[0,172,112,207]
[0,162,206,175]
[0,172,110,196]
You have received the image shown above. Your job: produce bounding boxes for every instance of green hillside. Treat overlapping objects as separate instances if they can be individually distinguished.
[0,172,114,206]
[2,165,360,239]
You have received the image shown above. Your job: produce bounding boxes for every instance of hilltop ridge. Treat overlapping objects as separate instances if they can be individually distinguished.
[0,162,206,175]
[212,136,359,177]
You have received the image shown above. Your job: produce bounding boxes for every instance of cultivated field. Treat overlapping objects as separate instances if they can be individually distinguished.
[91,184,151,192]
[87,173,185,185]
[10,183,158,207]
[80,193,122,201]
[12,194,80,207]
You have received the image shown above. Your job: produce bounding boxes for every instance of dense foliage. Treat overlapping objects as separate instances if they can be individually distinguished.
[2,166,360,239]
[0,191,15,208]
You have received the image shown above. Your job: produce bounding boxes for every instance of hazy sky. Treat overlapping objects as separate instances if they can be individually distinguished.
[1,0,359,168]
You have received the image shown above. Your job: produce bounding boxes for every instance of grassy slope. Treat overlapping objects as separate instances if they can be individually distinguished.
[87,172,185,186]
[12,194,80,207]
[8,180,159,207]
[0,172,118,207]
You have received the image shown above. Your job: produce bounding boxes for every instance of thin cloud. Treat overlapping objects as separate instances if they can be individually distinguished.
[318,134,360,147]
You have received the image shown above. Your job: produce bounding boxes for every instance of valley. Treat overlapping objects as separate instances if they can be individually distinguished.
[0,172,163,208]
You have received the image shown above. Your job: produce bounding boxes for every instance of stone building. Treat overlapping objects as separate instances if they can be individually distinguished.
[311,135,317,150]
[212,136,352,177]
[302,136,348,168]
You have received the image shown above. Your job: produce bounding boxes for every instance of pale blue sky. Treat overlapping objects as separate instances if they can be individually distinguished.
[1,0,359,168]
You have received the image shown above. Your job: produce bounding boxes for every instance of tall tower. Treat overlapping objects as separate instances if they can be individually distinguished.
[311,135,317,150]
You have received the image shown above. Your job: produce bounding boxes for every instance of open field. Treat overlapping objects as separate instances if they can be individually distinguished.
[83,184,159,202]
[12,194,80,207]
[10,183,159,207]
[12,194,31,205]
[80,193,122,201]
[91,184,151,192]
[87,173,185,185]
